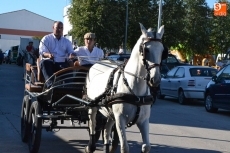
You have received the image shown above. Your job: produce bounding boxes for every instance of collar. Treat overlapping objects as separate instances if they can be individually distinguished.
[52,33,62,40]
[84,46,95,53]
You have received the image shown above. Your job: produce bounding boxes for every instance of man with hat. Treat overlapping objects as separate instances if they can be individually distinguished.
[74,32,104,66]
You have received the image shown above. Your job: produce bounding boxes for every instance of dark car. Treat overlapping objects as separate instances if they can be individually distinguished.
[106,53,131,62]
[204,64,230,113]
[162,54,190,70]
[160,63,169,76]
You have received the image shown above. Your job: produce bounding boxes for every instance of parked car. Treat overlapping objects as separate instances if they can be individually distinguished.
[3,50,11,64]
[106,53,131,62]
[10,45,19,64]
[204,64,230,113]
[162,54,190,70]
[157,65,218,104]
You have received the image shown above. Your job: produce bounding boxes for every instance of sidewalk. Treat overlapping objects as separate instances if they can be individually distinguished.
[0,64,28,153]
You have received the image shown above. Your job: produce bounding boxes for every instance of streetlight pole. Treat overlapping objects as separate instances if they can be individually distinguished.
[157,0,163,30]
[124,0,128,54]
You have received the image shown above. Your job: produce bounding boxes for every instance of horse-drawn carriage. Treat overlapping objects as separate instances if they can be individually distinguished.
[21,54,120,153]
[20,23,166,153]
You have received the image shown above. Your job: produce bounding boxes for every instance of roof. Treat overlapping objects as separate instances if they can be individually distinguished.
[0,9,54,21]
[177,65,216,69]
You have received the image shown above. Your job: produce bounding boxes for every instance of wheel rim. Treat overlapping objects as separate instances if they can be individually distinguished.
[30,110,36,146]
[22,105,27,129]
[205,95,212,110]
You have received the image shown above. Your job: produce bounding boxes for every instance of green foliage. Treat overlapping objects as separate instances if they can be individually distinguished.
[68,0,158,50]
[209,0,230,55]
[67,0,230,56]
[68,0,125,49]
[32,36,43,41]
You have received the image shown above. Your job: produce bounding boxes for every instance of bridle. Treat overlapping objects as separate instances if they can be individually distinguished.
[138,36,163,87]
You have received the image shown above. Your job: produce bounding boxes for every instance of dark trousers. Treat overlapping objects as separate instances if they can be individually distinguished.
[40,59,69,88]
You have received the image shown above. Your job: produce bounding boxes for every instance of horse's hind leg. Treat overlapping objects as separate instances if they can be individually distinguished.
[137,119,151,153]
[85,107,98,153]
[103,118,115,153]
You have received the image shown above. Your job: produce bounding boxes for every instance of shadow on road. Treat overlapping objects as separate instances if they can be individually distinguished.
[151,97,230,131]
[96,140,222,153]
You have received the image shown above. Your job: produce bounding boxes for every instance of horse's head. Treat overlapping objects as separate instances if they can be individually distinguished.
[139,23,165,87]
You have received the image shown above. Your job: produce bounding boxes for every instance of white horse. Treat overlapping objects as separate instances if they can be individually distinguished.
[85,23,165,153]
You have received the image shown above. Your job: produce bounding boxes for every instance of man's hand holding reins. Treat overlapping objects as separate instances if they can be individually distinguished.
[69,53,76,59]
[43,53,54,59]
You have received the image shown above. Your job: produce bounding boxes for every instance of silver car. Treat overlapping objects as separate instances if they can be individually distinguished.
[157,66,218,104]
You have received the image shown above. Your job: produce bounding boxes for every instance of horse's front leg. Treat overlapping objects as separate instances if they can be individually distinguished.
[137,118,151,153]
[85,107,98,153]
[103,118,115,153]
[115,115,129,153]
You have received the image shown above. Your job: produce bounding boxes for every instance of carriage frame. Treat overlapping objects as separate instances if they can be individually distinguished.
[20,60,114,153]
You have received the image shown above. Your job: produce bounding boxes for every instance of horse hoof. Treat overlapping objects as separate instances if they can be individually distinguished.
[85,146,94,153]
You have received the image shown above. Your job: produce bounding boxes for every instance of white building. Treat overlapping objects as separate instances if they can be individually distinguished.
[63,5,77,44]
[63,5,72,37]
[0,9,54,51]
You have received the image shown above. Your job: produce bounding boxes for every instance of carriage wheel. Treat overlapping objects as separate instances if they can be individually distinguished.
[21,95,31,142]
[28,101,42,153]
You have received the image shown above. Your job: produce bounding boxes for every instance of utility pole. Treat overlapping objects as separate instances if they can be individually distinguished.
[157,0,163,30]
[124,0,128,53]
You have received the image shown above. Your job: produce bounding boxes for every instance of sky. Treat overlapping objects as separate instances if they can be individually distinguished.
[0,0,220,22]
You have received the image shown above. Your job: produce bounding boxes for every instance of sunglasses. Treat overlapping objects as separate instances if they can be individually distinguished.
[85,38,93,40]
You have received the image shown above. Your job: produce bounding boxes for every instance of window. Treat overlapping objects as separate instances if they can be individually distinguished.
[167,56,178,63]
[166,67,178,78]
[190,68,217,77]
[219,65,230,80]
[174,67,184,78]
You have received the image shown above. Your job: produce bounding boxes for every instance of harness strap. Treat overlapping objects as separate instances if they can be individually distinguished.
[83,67,119,105]
[112,70,122,94]
[127,106,140,127]
[102,93,154,106]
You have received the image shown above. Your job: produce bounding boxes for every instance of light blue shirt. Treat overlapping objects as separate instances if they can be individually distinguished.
[39,34,74,62]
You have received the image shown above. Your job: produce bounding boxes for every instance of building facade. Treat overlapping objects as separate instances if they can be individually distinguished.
[0,9,54,51]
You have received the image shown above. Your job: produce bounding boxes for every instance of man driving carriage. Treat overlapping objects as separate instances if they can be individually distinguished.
[39,21,76,88]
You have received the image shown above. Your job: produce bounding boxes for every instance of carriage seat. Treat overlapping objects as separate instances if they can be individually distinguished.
[25,83,43,92]
[25,60,89,93]
[25,58,45,82]
[24,58,45,93]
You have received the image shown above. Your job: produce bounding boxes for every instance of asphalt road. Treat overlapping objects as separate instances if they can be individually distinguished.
[0,63,230,153]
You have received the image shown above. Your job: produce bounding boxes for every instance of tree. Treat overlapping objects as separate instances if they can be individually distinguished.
[181,0,210,57]
[68,0,159,51]
[68,0,124,50]
[209,0,230,56]
[161,0,186,48]
[32,36,43,41]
